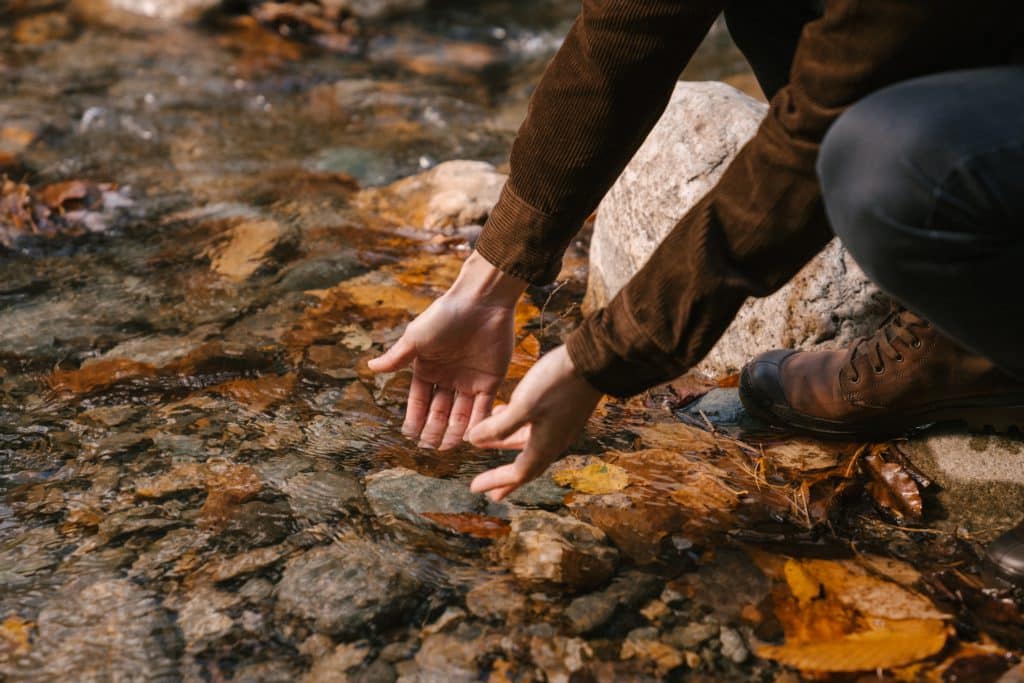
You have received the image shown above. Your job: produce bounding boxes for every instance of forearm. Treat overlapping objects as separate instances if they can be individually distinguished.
[476,0,724,284]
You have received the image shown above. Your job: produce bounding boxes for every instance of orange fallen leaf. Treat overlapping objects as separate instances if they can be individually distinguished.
[0,616,32,656]
[48,358,157,395]
[420,512,510,539]
[757,617,950,673]
[506,334,540,381]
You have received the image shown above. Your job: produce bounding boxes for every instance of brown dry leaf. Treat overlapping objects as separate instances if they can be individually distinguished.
[757,617,950,673]
[507,334,540,381]
[210,373,296,412]
[552,461,629,495]
[217,15,306,75]
[796,558,949,621]
[36,180,96,211]
[420,512,510,539]
[206,219,289,281]
[862,451,923,524]
[0,616,32,657]
[48,358,157,395]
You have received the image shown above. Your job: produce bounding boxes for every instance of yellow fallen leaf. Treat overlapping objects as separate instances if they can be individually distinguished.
[552,461,629,495]
[784,559,821,606]
[796,558,949,621]
[757,618,949,673]
[0,616,32,656]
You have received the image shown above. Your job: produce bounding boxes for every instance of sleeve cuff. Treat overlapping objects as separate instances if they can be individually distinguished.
[565,300,686,399]
[474,182,576,286]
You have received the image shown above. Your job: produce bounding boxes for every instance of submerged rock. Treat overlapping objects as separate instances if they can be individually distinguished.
[365,466,483,525]
[501,510,619,590]
[28,577,181,681]
[585,81,890,377]
[564,571,663,635]
[275,542,425,638]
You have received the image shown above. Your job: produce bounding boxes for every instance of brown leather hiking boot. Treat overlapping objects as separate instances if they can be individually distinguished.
[738,308,1024,439]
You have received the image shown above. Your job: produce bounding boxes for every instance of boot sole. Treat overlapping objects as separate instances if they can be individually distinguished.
[738,368,1024,440]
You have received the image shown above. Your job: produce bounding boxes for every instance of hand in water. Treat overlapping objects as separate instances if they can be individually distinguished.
[368,252,526,450]
[466,344,603,501]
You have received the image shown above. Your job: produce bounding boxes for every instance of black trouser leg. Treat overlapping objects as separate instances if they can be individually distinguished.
[724,0,823,100]
[817,66,1024,378]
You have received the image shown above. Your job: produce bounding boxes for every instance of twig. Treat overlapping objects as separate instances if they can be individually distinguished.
[539,279,568,338]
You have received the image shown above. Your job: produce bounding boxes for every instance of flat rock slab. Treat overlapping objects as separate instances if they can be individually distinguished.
[688,388,1024,531]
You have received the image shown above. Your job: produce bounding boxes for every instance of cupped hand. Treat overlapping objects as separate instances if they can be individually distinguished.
[466,344,603,501]
[367,252,525,450]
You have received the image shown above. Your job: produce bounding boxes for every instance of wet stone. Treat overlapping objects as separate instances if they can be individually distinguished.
[274,252,365,293]
[26,577,181,681]
[502,510,619,590]
[85,431,154,460]
[129,527,210,579]
[281,470,366,522]
[504,473,569,510]
[664,620,719,650]
[275,542,425,638]
[303,641,370,683]
[718,626,750,664]
[175,586,240,652]
[365,466,484,526]
[465,576,528,623]
[217,499,293,547]
[564,570,664,635]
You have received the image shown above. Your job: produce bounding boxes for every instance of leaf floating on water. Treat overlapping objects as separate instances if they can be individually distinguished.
[757,618,949,673]
[420,512,510,539]
[552,461,629,495]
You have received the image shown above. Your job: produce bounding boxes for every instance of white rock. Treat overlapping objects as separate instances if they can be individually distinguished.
[585,81,891,378]
[356,160,507,231]
[70,0,220,27]
[502,510,618,589]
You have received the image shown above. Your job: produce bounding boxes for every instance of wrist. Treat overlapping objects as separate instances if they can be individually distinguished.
[448,251,527,307]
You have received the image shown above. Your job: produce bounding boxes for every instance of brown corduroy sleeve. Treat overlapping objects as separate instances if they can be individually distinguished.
[567,0,1018,397]
[474,0,725,284]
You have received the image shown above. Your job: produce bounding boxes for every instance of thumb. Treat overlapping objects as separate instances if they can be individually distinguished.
[466,400,530,446]
[367,337,416,373]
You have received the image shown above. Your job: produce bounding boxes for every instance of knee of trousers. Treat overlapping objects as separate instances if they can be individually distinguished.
[815,90,942,290]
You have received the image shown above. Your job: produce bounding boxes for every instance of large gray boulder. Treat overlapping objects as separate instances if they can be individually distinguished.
[584,81,891,378]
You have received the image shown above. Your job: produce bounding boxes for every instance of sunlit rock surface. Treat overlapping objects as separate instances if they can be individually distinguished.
[585,81,892,377]
[502,510,619,589]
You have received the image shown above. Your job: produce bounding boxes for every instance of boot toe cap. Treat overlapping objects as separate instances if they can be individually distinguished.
[986,525,1024,584]
[739,349,799,410]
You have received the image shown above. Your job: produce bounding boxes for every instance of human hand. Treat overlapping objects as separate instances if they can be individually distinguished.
[466,344,603,501]
[368,252,527,450]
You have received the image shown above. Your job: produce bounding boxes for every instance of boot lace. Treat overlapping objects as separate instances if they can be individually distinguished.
[845,308,930,383]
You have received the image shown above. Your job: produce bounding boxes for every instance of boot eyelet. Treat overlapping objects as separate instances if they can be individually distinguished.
[849,373,861,384]
[895,354,904,362]
[911,340,922,349]
[873,365,885,374]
